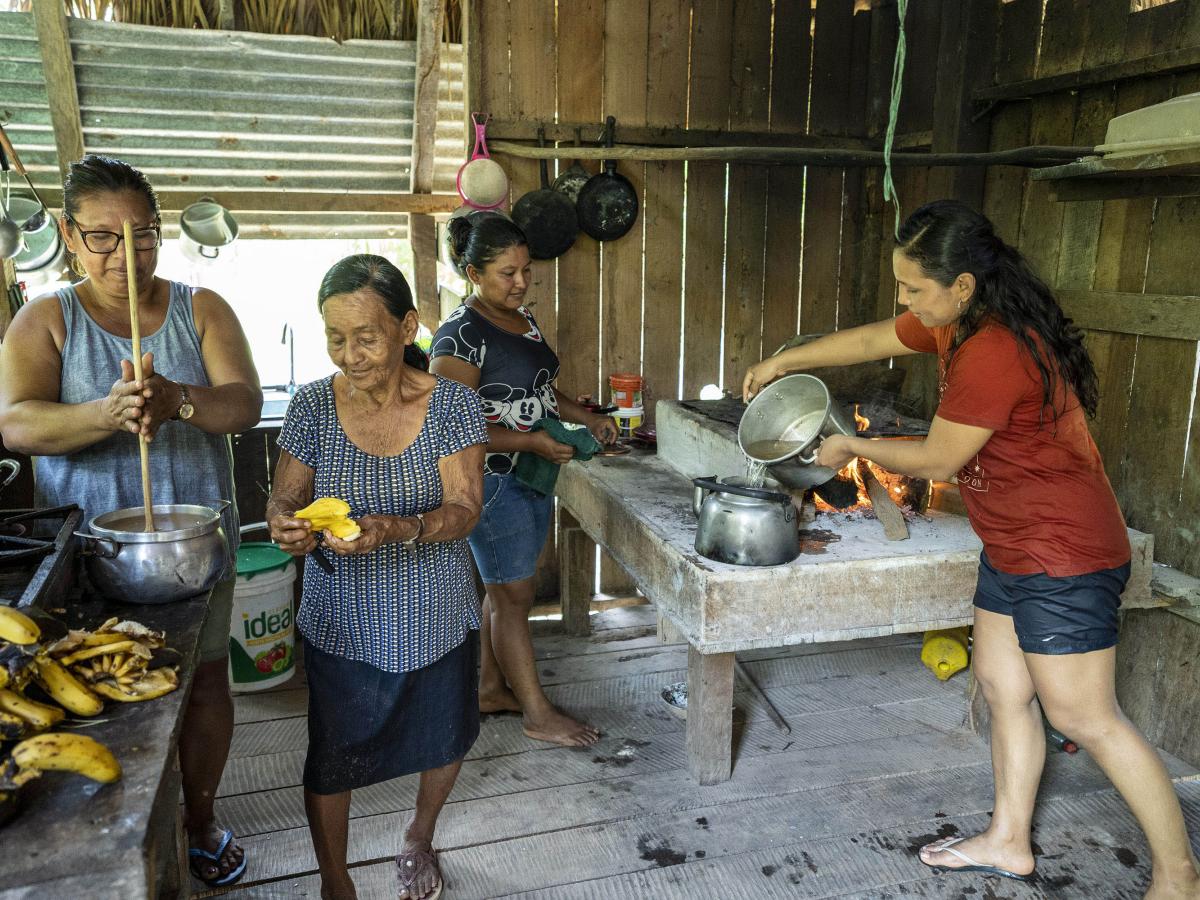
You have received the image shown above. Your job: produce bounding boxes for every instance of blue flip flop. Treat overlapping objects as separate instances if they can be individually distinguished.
[922,837,1033,882]
[189,828,247,887]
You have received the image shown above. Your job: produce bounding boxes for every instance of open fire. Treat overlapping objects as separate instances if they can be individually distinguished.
[812,406,931,516]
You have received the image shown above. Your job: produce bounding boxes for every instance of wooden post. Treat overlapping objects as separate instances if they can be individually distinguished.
[558,516,594,636]
[1,258,16,339]
[657,613,684,645]
[32,0,85,179]
[927,0,998,205]
[410,0,444,330]
[685,646,735,785]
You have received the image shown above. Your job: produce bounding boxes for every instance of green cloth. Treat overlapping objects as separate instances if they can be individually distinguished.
[514,418,603,496]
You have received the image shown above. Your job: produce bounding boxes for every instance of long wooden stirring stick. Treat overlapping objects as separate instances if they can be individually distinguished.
[124,220,155,532]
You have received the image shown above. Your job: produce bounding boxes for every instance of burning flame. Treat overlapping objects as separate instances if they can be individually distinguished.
[813,405,926,514]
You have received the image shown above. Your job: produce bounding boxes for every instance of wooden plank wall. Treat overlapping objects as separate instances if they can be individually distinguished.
[973,0,1200,578]
[467,1,886,598]
[469,0,884,409]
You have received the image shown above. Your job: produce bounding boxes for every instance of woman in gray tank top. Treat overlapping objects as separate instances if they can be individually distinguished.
[0,155,261,887]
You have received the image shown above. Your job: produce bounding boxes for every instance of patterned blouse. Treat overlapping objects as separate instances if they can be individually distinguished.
[429,303,561,476]
[278,375,488,673]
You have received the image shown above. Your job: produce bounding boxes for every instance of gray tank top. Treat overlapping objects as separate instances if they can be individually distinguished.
[35,281,240,567]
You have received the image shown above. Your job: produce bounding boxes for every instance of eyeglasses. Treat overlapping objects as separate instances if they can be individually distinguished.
[66,217,162,254]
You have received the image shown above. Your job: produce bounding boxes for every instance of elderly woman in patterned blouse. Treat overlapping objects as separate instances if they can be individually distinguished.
[267,255,487,900]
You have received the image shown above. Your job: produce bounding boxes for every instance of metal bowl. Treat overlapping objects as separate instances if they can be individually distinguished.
[737,374,856,491]
[75,503,230,604]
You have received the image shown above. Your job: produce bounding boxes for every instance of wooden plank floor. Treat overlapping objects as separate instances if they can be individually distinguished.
[199,603,1200,899]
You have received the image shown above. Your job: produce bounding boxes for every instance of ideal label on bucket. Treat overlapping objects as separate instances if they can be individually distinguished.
[229,603,294,683]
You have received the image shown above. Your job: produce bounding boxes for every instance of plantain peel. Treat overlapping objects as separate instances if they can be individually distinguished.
[295,497,361,541]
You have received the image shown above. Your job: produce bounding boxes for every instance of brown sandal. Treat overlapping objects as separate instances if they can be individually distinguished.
[396,845,443,900]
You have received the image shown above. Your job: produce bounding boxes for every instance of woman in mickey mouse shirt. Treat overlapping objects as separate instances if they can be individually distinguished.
[431,212,617,749]
[744,200,1199,898]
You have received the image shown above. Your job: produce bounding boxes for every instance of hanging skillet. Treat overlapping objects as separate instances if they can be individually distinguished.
[511,127,579,260]
[551,127,591,204]
[576,116,639,242]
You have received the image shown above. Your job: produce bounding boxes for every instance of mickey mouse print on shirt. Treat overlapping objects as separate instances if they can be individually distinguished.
[430,303,562,475]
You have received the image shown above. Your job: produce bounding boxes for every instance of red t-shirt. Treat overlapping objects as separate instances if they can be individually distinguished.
[894,311,1129,577]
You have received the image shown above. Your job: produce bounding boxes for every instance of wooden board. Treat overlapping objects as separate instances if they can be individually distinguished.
[720,0,772,393]
[554,0,605,402]
[640,0,691,418]
[681,0,733,398]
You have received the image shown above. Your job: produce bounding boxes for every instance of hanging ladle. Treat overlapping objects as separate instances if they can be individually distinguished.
[124,220,156,533]
[0,125,50,233]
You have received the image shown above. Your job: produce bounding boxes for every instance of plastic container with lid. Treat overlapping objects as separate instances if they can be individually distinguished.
[609,372,644,409]
[920,627,970,681]
[228,542,297,692]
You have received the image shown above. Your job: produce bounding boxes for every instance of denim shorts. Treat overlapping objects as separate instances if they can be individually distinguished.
[468,473,554,584]
[972,552,1131,655]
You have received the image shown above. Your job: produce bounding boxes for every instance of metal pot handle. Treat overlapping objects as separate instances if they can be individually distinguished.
[692,477,791,504]
[796,446,819,465]
[72,531,120,559]
[0,458,20,490]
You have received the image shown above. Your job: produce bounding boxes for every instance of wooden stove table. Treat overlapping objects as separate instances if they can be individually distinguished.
[556,452,1156,784]
[0,591,210,899]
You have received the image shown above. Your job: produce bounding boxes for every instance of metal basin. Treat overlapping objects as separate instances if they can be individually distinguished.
[75,503,229,604]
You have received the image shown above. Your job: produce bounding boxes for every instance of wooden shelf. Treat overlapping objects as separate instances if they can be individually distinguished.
[1032,146,1200,201]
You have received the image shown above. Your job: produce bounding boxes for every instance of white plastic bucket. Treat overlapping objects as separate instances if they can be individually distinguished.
[613,405,644,440]
[228,542,297,692]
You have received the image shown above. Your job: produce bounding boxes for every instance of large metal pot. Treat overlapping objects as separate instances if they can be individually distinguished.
[692,476,800,567]
[738,373,855,491]
[74,502,230,604]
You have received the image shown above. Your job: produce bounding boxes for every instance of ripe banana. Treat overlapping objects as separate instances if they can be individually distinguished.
[33,658,104,717]
[11,732,122,784]
[59,640,145,667]
[0,688,65,730]
[0,710,28,740]
[0,607,41,645]
[91,667,178,702]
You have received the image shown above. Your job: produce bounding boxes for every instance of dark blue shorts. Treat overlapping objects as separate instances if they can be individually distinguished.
[973,552,1131,655]
[468,473,553,584]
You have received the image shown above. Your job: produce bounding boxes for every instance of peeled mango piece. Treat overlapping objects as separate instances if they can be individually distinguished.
[294,497,361,541]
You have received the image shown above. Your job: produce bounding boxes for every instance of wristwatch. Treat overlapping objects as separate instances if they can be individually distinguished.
[401,513,425,550]
[172,383,195,421]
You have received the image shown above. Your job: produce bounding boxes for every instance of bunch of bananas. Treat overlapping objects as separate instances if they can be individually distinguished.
[295,497,361,541]
[0,608,125,823]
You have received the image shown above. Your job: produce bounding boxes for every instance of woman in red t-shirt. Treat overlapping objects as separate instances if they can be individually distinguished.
[743,200,1199,896]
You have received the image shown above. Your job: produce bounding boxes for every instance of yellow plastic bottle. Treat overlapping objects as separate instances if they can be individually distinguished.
[921,627,970,681]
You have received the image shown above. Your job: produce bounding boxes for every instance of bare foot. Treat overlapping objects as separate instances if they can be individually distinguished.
[479,684,522,714]
[523,708,601,747]
[397,838,442,900]
[1144,869,1200,899]
[918,832,1035,879]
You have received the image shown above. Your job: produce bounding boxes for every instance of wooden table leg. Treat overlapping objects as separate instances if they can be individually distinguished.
[558,521,594,636]
[685,645,735,784]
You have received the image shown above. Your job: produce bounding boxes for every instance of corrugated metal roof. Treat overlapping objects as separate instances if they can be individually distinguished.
[0,12,464,238]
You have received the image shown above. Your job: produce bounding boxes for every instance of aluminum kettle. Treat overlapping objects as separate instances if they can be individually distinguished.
[691,475,800,567]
